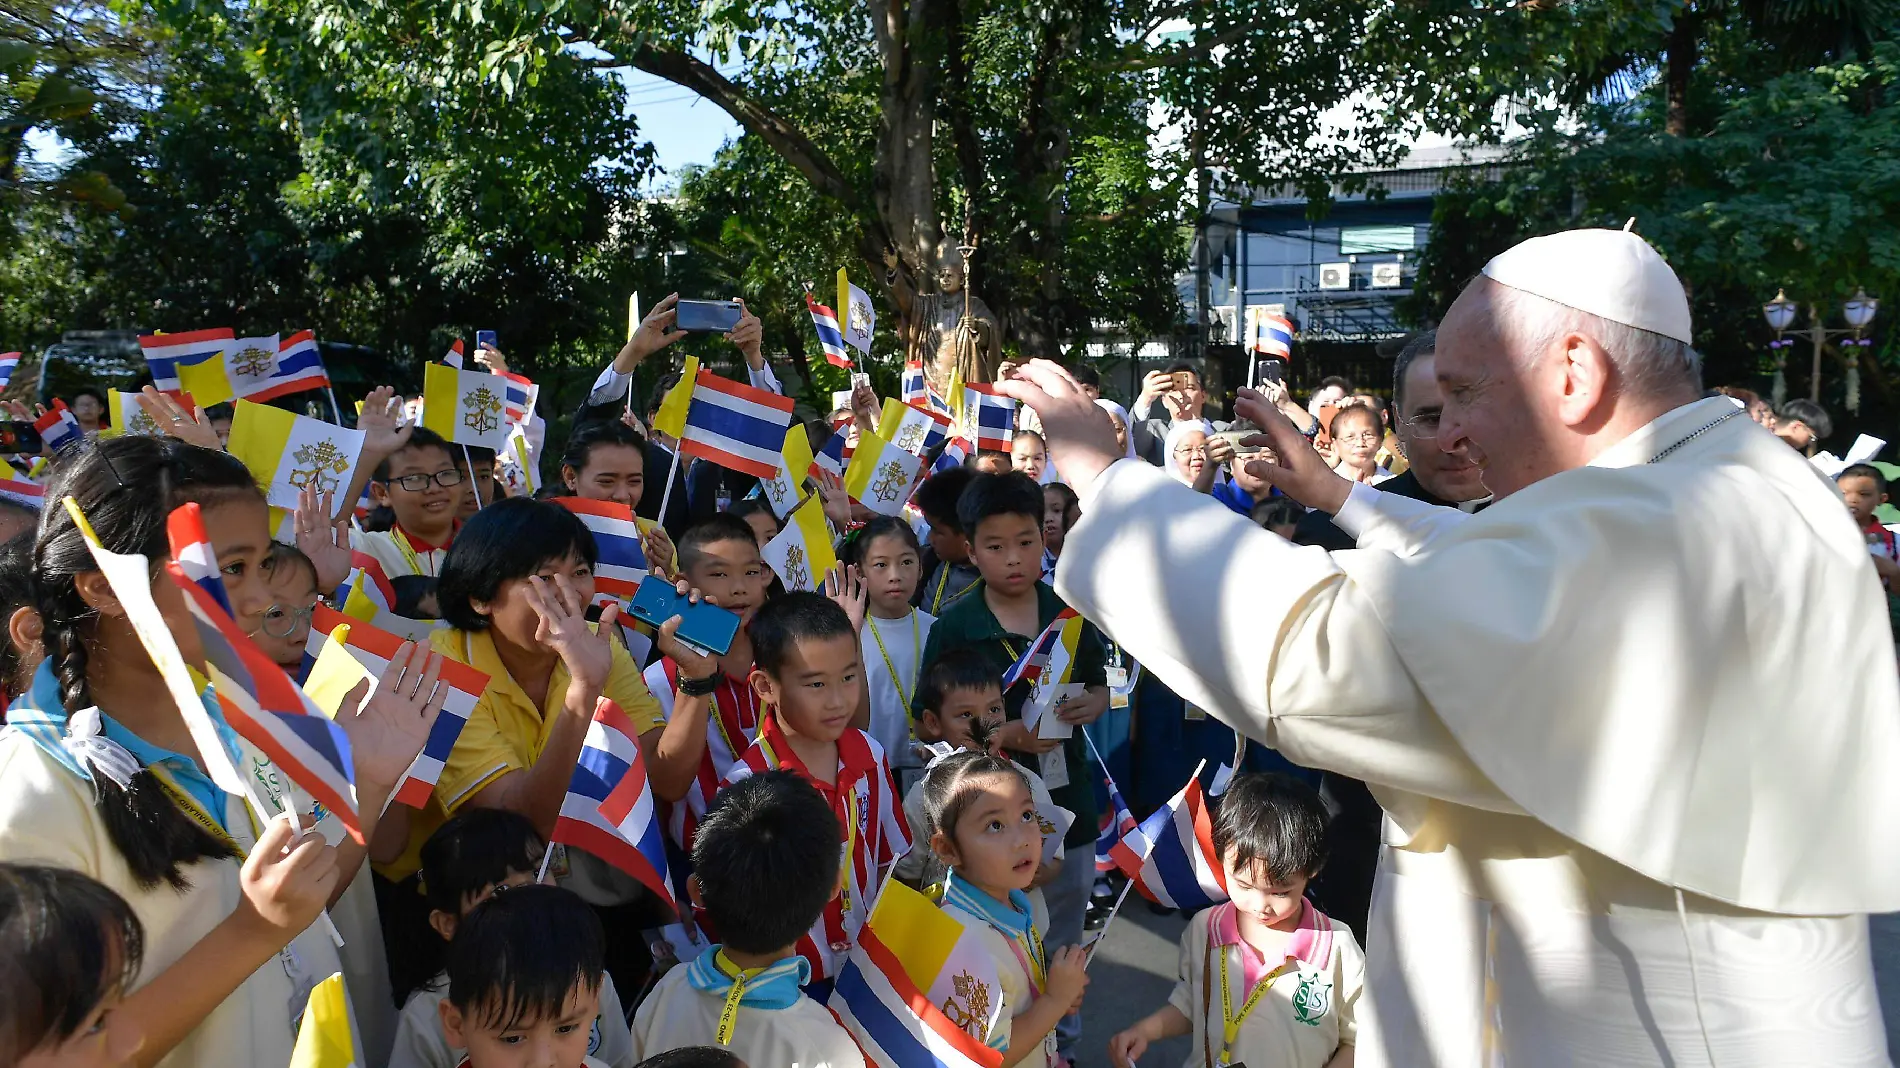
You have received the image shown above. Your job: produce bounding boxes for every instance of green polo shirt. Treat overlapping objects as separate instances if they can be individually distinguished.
[915,580,1104,847]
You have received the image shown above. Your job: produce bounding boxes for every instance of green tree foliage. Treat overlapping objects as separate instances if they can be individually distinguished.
[0,0,140,218]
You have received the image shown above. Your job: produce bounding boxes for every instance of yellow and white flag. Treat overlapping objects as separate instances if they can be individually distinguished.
[176,334,281,407]
[761,423,813,521]
[838,267,875,357]
[759,493,836,593]
[650,355,700,440]
[499,424,538,496]
[289,971,361,1068]
[878,398,951,457]
[107,390,163,437]
[420,363,512,452]
[227,400,366,511]
[843,433,924,518]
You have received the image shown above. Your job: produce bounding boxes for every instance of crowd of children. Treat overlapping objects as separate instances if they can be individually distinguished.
[0,312,1376,1068]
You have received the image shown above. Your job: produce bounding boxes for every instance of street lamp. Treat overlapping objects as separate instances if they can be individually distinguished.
[1760,287,1881,412]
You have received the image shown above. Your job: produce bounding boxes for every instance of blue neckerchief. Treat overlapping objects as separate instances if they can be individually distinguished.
[5,659,235,828]
[683,946,810,1011]
[942,870,1038,948]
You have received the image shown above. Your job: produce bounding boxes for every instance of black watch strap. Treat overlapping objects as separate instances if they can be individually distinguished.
[678,670,725,698]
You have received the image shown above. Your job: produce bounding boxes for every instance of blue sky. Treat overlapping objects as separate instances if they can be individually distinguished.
[617,67,743,189]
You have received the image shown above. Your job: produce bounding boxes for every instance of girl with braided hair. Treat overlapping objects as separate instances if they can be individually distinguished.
[0,435,448,1067]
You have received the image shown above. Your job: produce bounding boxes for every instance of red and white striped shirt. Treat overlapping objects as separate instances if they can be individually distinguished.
[721,712,911,981]
[644,657,764,852]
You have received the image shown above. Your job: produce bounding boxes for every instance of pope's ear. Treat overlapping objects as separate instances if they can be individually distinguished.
[72,570,125,618]
[1555,331,1615,428]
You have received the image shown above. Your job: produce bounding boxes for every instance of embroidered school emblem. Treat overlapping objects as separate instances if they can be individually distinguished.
[1291,972,1331,1025]
[942,970,993,1040]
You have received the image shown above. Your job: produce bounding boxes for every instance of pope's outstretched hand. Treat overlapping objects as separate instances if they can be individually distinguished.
[994,360,1123,491]
[1233,387,1354,516]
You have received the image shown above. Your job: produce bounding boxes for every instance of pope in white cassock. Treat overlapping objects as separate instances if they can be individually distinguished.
[1002,228,1900,1066]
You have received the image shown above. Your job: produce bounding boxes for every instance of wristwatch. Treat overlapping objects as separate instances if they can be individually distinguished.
[678,670,725,698]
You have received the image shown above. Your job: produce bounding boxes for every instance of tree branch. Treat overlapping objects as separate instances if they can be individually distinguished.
[1099,21,1255,71]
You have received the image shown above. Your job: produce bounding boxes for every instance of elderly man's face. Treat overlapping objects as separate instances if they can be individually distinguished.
[1433,280,1568,499]
[1397,354,1486,503]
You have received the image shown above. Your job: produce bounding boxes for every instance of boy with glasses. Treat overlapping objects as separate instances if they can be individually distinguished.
[357,426,467,618]
[256,542,321,676]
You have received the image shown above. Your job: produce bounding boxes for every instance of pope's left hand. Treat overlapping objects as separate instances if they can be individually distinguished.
[1055,685,1108,726]
[993,360,1122,494]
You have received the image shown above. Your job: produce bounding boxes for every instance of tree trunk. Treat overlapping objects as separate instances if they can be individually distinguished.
[869,0,951,368]
[1663,5,1699,138]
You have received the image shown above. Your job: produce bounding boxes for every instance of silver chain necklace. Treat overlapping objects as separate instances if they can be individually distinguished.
[1646,407,1744,465]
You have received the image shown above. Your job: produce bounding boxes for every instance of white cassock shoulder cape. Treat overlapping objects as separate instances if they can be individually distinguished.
[1058,397,1899,1066]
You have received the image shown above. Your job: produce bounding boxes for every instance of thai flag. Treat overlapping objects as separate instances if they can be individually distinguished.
[34,401,82,454]
[679,370,798,479]
[0,477,41,510]
[553,697,677,910]
[805,293,853,369]
[931,436,971,475]
[0,352,19,391]
[338,551,396,613]
[808,426,849,482]
[442,340,465,368]
[501,372,537,425]
[165,503,364,843]
[552,497,648,597]
[248,330,330,403]
[901,360,927,405]
[169,505,233,616]
[830,923,1003,1068]
[1108,766,1234,911]
[961,383,1016,452]
[139,328,232,393]
[1253,312,1294,358]
[1096,782,1139,873]
[1000,608,1078,691]
[301,603,488,809]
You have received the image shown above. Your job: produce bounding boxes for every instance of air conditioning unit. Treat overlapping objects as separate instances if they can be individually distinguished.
[1318,263,1351,290]
[1370,262,1404,288]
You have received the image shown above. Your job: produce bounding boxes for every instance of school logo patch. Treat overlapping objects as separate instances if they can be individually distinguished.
[1291,972,1331,1025]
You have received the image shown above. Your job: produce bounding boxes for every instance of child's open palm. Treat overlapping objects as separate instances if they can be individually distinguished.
[334,640,448,792]
[528,574,615,702]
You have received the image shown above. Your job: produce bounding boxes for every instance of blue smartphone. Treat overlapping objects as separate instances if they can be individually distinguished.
[673,299,743,333]
[627,581,741,657]
[476,329,498,350]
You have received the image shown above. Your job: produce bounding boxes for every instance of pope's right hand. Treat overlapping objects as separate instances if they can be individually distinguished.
[1233,387,1353,515]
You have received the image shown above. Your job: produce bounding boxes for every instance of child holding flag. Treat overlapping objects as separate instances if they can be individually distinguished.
[558,419,677,572]
[631,771,862,1066]
[844,516,934,793]
[1109,774,1362,1068]
[720,593,909,995]
[917,748,1089,1067]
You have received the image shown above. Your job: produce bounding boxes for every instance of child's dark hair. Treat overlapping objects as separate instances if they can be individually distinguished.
[692,771,842,954]
[727,496,779,534]
[0,864,144,1062]
[1211,772,1330,883]
[0,529,38,698]
[912,466,975,530]
[458,444,497,468]
[37,437,259,888]
[956,471,1044,536]
[920,750,1029,854]
[802,418,835,455]
[561,418,646,476]
[916,646,1001,715]
[635,1049,748,1068]
[1838,463,1886,493]
[446,883,604,1031]
[844,515,921,569]
[372,426,454,482]
[1070,365,1100,389]
[1251,496,1304,532]
[747,591,855,676]
[677,513,760,575]
[436,497,597,632]
[264,541,318,588]
[421,808,546,916]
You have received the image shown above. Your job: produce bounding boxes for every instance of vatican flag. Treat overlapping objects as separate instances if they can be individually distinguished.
[227,400,367,511]
[760,494,836,594]
[107,390,163,437]
[420,362,513,452]
[176,334,281,407]
[650,355,701,440]
[843,433,924,518]
[289,971,362,1068]
[761,423,814,521]
[838,267,876,357]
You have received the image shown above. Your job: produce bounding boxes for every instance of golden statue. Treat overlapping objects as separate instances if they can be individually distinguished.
[909,242,1002,396]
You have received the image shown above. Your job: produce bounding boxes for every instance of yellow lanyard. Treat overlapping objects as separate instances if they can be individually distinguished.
[1216,942,1299,1065]
[148,765,246,857]
[712,951,766,1046]
[866,610,921,711]
[930,566,953,614]
[391,527,432,577]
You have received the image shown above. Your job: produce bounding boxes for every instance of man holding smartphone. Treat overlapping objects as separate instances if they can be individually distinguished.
[1127,362,1227,464]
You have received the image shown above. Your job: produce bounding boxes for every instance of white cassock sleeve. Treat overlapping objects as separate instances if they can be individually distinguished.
[1058,460,1516,812]
[1333,482,1475,556]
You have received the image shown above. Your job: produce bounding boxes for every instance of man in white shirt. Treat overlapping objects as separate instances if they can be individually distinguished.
[1003,228,1900,1066]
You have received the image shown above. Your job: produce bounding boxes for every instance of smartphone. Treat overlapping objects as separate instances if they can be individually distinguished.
[1260,359,1285,385]
[627,581,742,657]
[476,329,498,350]
[0,422,43,454]
[1172,371,1195,392]
[674,299,744,334]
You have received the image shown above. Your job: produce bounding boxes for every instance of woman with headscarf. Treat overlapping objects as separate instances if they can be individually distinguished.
[1094,399,1139,463]
[1162,421,1228,493]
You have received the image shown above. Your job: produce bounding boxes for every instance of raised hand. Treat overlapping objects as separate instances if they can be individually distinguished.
[993,361,1123,493]
[294,483,354,593]
[233,815,338,940]
[815,471,852,533]
[621,293,685,366]
[727,298,764,364]
[642,525,676,578]
[654,572,719,679]
[824,563,867,633]
[136,386,223,451]
[473,342,510,375]
[333,640,447,793]
[357,386,413,461]
[528,574,615,704]
[1232,387,1353,515]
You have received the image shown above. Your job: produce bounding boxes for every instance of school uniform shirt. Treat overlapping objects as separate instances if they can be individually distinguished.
[390,970,634,1068]
[351,525,455,618]
[1863,518,1897,560]
[631,948,862,1067]
[860,608,935,774]
[937,872,1053,1067]
[642,656,763,851]
[1168,901,1362,1068]
[375,624,664,883]
[721,715,910,981]
[915,556,982,615]
[894,763,1069,903]
[0,662,353,1068]
[914,580,1104,850]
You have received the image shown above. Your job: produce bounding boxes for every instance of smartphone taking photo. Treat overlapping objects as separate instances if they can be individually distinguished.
[673,300,744,334]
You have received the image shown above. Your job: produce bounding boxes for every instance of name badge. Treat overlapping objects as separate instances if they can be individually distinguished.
[1039,747,1069,791]
[1104,666,1128,689]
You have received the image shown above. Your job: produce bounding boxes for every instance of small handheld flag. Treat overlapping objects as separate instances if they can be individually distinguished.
[106,390,163,437]
[0,352,19,391]
[958,382,1017,452]
[837,267,876,357]
[842,434,923,518]
[226,400,367,511]
[500,372,538,425]
[900,360,927,406]
[421,363,514,452]
[0,477,41,509]
[1000,607,1080,691]
[442,339,465,368]
[288,971,361,1068]
[804,293,853,369]
[553,697,677,911]
[829,880,1005,1068]
[759,494,836,593]
[678,369,798,479]
[338,551,439,642]
[809,426,849,483]
[1107,764,1235,911]
[175,334,283,407]
[551,497,648,596]
[1247,306,1295,358]
[761,423,813,521]
[650,355,700,441]
[265,331,332,400]
[139,328,231,394]
[931,436,972,475]
[34,401,82,454]
[877,398,950,457]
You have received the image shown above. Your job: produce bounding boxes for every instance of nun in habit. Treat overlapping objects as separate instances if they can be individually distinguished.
[1001,228,1900,1066]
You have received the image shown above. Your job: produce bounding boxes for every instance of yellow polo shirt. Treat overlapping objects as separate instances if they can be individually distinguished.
[377,623,664,880]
